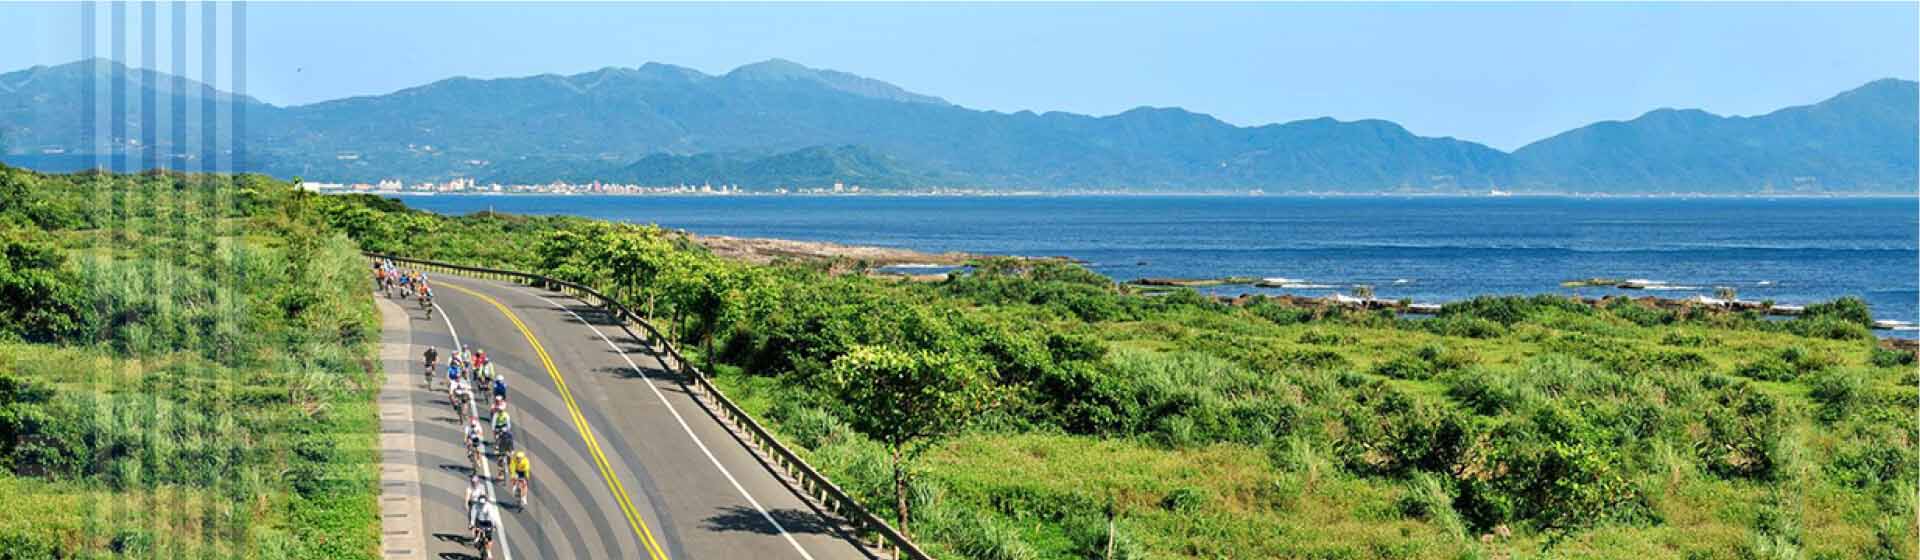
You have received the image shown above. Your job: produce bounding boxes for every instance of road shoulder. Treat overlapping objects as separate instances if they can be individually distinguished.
[375,295,430,560]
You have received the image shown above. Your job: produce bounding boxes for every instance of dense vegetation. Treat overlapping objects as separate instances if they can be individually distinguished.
[6,59,1915,192]
[321,190,1918,559]
[0,165,380,558]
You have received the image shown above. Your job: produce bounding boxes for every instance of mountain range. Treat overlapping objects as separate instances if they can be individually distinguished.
[1,58,1913,192]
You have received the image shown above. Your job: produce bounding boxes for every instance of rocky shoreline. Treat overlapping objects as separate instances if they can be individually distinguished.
[691,233,978,267]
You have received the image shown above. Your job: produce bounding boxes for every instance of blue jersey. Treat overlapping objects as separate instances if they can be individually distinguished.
[492,378,507,399]
[448,363,462,382]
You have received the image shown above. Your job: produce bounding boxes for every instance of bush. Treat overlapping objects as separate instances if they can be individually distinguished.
[1337,384,1477,476]
[1297,329,1358,346]
[1825,426,1913,490]
[1869,347,1915,368]
[1439,295,1589,326]
[1788,316,1873,341]
[1271,347,1351,371]
[1444,369,1535,416]
[1801,297,1873,327]
[1697,384,1789,480]
[1455,406,1650,532]
[1660,331,1713,347]
[1605,299,1676,327]
[1249,300,1314,326]
[1373,343,1476,381]
[1422,315,1508,339]
[1806,369,1869,423]
[1735,346,1836,382]
[1397,472,1467,539]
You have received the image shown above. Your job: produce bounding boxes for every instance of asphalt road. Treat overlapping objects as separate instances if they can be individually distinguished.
[383,275,878,560]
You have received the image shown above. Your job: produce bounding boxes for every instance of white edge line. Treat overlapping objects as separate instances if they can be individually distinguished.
[433,300,515,560]
[533,294,820,560]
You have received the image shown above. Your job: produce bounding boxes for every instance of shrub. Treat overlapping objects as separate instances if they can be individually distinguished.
[1806,369,1869,423]
[1788,316,1873,341]
[1444,369,1535,416]
[1735,346,1836,381]
[1606,299,1676,327]
[1297,329,1358,346]
[1455,406,1650,532]
[1373,343,1476,381]
[1801,297,1873,327]
[1825,426,1913,490]
[1397,472,1468,540]
[1660,331,1713,347]
[1272,347,1351,371]
[1869,347,1915,368]
[1161,486,1212,512]
[1697,384,1789,480]
[1337,384,1477,476]
[1422,315,1508,339]
[1250,301,1315,326]
[1440,295,1589,326]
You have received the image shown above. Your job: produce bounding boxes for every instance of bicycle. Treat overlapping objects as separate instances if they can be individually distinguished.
[468,439,487,472]
[511,471,529,508]
[422,359,437,391]
[473,522,496,560]
[494,431,514,474]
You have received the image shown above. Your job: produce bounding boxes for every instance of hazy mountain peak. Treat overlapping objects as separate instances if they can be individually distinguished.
[634,62,711,82]
[0,56,268,106]
[725,58,949,106]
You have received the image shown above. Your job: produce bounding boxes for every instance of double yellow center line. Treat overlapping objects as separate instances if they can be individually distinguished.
[440,281,671,560]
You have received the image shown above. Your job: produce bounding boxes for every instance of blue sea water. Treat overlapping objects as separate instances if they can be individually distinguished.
[399,194,1919,327]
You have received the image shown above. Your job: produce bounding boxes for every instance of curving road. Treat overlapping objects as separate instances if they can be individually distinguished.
[377,274,878,560]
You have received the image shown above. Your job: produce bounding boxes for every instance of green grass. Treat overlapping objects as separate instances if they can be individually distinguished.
[0,167,382,559]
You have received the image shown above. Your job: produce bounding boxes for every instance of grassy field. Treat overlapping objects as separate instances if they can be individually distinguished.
[0,167,381,558]
[302,189,1920,560]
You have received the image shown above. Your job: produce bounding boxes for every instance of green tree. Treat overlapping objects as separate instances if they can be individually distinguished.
[826,344,996,535]
[0,231,87,342]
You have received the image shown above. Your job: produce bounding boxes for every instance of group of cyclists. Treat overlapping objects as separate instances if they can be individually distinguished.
[374,259,437,319]
[425,342,531,560]
[390,256,530,560]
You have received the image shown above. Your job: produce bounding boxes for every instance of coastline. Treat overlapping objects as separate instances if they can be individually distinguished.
[689,232,981,266]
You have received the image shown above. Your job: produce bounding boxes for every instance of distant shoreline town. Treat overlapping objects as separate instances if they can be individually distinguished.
[301,178,1917,198]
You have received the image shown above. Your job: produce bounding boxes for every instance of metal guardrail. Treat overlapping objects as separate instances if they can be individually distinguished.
[366,252,933,560]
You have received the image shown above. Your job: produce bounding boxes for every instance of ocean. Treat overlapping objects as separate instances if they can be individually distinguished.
[397,194,1919,328]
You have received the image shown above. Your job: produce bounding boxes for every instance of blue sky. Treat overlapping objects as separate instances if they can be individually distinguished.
[4,2,1915,150]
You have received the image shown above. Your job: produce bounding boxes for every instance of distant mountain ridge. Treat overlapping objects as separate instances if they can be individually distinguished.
[0,58,1912,192]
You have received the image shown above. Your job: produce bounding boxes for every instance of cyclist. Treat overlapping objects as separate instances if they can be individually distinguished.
[491,407,512,438]
[508,450,532,505]
[465,475,492,533]
[489,395,507,419]
[446,362,465,405]
[491,372,507,402]
[464,419,487,464]
[422,346,439,389]
[495,427,515,474]
[453,378,474,415]
[472,498,498,559]
[474,354,493,393]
